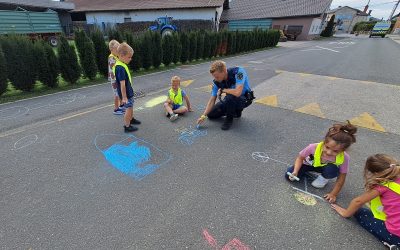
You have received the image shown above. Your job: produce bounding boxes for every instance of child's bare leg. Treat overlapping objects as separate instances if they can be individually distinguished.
[114,96,119,110]
[124,107,133,127]
[173,106,188,114]
[164,102,174,114]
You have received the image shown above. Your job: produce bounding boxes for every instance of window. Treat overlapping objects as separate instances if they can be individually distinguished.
[124,17,132,23]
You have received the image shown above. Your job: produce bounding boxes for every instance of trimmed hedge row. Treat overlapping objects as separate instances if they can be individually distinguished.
[0,28,279,96]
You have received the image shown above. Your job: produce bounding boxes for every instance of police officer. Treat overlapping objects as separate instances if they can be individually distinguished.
[197,60,254,130]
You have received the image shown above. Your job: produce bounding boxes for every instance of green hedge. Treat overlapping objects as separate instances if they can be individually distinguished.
[0,29,280,96]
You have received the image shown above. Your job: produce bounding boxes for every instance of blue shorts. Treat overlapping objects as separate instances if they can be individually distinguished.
[172,104,181,110]
[123,97,134,108]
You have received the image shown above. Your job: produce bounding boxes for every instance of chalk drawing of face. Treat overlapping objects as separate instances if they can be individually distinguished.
[94,134,172,180]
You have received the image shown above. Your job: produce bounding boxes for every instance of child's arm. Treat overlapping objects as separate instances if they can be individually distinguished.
[325,173,347,203]
[331,189,380,217]
[184,96,193,111]
[291,155,306,177]
[120,80,127,103]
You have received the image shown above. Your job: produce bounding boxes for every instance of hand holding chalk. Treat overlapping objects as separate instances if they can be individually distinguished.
[287,172,300,182]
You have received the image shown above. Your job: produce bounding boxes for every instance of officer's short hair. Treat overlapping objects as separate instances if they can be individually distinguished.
[117,42,134,57]
[210,60,226,74]
[109,40,120,51]
[171,76,181,83]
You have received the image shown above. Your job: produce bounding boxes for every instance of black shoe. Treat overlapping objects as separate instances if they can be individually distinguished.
[221,116,233,130]
[124,125,138,132]
[130,118,141,125]
[234,109,242,118]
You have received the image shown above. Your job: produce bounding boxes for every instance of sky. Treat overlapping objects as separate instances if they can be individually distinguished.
[331,0,399,19]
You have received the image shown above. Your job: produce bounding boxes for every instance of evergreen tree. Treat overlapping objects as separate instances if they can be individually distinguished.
[130,36,143,71]
[172,33,182,64]
[321,15,335,37]
[42,42,60,87]
[180,32,189,63]
[196,31,204,60]
[90,29,109,77]
[162,34,174,66]
[188,32,197,62]
[152,32,162,68]
[141,32,153,70]
[203,31,211,59]
[58,36,81,85]
[0,45,7,95]
[75,30,97,79]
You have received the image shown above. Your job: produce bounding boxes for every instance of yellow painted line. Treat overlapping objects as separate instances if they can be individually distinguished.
[181,80,194,87]
[327,76,338,80]
[58,104,112,122]
[195,84,213,93]
[144,95,166,108]
[255,95,278,107]
[275,70,285,74]
[299,73,312,77]
[295,103,325,118]
[349,112,386,132]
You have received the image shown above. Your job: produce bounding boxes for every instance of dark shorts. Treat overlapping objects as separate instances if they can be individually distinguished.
[172,104,182,110]
[123,97,134,108]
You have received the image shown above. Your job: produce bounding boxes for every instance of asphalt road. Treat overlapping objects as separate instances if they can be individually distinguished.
[1,35,399,249]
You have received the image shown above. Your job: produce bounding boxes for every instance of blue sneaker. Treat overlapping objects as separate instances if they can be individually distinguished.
[119,105,126,111]
[113,108,124,115]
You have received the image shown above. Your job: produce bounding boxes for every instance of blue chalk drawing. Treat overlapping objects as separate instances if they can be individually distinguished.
[177,126,207,145]
[94,134,172,180]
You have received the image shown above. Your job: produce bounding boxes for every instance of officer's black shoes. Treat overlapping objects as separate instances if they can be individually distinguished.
[124,125,138,132]
[130,118,141,125]
[234,109,242,118]
[221,116,233,130]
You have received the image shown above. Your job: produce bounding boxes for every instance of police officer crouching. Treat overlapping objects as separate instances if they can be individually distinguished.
[197,60,255,130]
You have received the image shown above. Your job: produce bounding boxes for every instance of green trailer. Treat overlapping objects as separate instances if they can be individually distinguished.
[0,8,63,46]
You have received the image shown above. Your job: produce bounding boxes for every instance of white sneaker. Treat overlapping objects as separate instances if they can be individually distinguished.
[170,113,179,121]
[311,175,329,188]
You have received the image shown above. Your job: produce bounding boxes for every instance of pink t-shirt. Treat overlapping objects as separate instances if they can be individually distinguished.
[374,178,400,237]
[299,143,350,174]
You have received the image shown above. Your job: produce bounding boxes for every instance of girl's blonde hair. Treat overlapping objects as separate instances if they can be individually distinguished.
[171,76,181,83]
[364,154,400,191]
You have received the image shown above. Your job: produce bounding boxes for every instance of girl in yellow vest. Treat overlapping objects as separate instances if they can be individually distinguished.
[108,40,124,115]
[332,154,400,248]
[164,76,193,122]
[286,121,357,203]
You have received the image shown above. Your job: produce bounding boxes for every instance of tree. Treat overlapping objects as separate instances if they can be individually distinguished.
[1,36,36,91]
[321,15,335,37]
[162,34,174,66]
[108,28,124,42]
[203,31,211,59]
[130,36,143,71]
[180,32,189,63]
[58,36,81,85]
[34,41,59,88]
[74,30,98,79]
[141,32,153,70]
[172,33,182,65]
[0,45,7,95]
[152,32,162,68]
[188,32,197,62]
[196,31,204,60]
[90,29,109,77]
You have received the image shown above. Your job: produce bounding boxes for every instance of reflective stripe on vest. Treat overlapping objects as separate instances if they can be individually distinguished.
[371,181,400,221]
[169,88,183,105]
[113,60,132,84]
[313,142,345,167]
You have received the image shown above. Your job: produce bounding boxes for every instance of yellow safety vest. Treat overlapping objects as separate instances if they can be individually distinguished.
[313,142,345,167]
[169,88,183,105]
[112,60,132,84]
[371,181,400,221]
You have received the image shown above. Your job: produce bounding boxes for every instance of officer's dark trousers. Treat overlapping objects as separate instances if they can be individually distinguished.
[208,94,248,119]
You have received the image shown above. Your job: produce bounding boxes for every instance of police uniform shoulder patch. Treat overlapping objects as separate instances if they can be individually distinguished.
[237,72,244,80]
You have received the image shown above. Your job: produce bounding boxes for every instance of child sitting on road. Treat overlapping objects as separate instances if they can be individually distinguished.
[163,76,193,121]
[286,121,357,203]
[332,154,400,248]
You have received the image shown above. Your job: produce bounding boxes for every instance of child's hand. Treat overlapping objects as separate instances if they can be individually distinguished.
[324,193,337,203]
[197,115,207,124]
[122,97,128,105]
[188,107,194,112]
[331,204,348,217]
[288,172,299,182]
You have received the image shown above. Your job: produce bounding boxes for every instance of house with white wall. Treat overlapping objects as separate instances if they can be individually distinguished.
[69,0,225,30]
[326,6,371,33]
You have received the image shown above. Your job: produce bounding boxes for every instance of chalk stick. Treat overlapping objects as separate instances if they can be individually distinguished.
[287,172,300,181]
